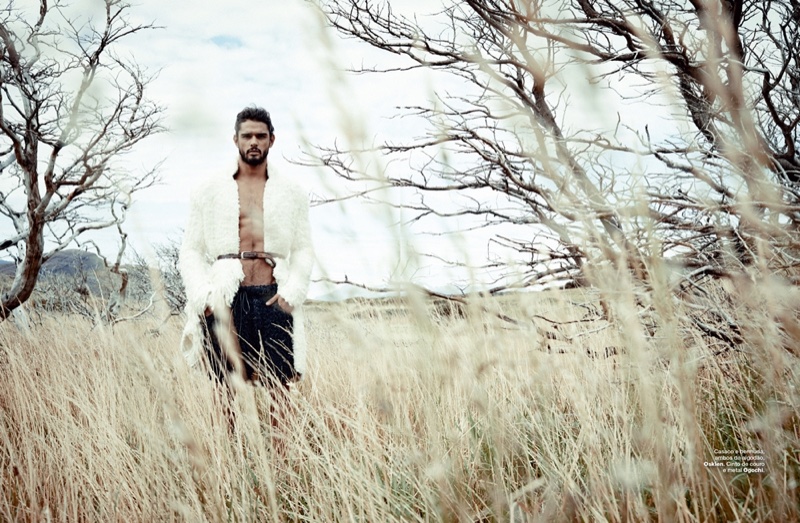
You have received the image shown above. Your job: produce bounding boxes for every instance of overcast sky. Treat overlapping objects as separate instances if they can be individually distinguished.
[109,1,410,295]
[0,0,466,298]
[2,0,684,298]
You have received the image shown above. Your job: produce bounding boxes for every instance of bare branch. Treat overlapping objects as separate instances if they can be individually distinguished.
[0,0,163,320]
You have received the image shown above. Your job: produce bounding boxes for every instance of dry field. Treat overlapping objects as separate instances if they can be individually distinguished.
[0,283,798,522]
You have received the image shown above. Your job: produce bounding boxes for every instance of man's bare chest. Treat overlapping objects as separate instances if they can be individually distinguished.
[238,181,265,222]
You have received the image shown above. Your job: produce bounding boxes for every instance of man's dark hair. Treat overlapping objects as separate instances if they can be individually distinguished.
[235,106,275,135]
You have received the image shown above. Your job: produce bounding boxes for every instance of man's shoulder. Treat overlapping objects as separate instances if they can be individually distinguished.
[190,172,233,199]
[269,165,310,200]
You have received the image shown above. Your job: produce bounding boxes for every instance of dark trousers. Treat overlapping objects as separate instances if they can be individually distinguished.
[203,284,296,387]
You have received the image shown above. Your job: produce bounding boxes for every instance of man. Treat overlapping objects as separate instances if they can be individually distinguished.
[179,106,314,390]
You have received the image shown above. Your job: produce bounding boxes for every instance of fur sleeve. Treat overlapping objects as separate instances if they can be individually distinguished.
[179,185,214,316]
[280,189,315,308]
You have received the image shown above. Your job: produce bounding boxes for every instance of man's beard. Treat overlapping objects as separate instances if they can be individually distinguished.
[239,147,268,166]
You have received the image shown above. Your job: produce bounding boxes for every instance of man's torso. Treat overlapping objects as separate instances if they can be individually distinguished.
[237,176,275,286]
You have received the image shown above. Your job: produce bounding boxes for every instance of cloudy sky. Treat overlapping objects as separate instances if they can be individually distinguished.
[117,0,441,297]
[1,0,470,298]
[2,0,680,298]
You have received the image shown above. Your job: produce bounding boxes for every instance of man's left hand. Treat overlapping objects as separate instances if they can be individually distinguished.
[266,294,294,314]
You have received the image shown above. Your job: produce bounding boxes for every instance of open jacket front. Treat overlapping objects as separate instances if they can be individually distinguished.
[178,164,315,375]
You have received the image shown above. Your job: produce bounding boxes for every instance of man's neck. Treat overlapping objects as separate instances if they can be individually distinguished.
[236,160,269,180]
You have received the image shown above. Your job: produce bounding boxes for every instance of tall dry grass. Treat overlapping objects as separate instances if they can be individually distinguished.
[0,276,797,522]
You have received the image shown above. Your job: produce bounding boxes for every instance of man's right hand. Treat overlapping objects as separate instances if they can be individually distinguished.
[204,306,213,317]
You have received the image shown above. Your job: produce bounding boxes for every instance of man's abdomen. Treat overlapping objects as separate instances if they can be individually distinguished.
[240,259,275,285]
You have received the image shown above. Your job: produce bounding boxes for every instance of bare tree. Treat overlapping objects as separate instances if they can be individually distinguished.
[33,255,105,319]
[127,238,186,317]
[153,240,186,315]
[308,0,799,290]
[0,0,162,320]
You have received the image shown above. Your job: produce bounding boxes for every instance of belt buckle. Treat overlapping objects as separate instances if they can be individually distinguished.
[240,251,257,260]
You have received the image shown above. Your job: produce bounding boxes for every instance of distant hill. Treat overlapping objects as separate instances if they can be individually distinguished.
[40,250,105,276]
[0,250,110,294]
[0,250,105,278]
[0,258,17,277]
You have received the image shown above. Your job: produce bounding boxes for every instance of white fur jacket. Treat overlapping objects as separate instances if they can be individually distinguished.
[178,164,315,375]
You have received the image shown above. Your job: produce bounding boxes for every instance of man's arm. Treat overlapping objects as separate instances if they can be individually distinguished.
[270,188,314,310]
[179,186,215,316]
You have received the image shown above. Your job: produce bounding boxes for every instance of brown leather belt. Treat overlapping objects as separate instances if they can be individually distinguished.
[217,251,276,267]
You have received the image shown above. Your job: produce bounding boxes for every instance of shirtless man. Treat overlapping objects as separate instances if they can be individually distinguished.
[179,107,314,390]
[235,121,280,289]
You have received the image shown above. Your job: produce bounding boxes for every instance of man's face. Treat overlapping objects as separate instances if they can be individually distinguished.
[234,120,275,166]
